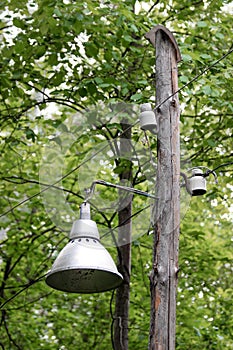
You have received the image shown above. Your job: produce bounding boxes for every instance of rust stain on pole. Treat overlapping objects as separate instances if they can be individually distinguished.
[155,293,161,311]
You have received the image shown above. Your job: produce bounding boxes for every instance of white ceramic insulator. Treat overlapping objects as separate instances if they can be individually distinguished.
[139,104,157,134]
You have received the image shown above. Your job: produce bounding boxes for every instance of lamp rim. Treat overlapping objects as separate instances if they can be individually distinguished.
[45,267,123,293]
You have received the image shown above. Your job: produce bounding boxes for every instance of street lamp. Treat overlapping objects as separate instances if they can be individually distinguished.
[45,180,156,293]
[45,201,123,293]
[45,133,216,293]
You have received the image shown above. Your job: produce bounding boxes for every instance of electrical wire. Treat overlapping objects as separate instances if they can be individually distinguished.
[100,204,151,240]
[0,140,114,218]
[0,121,138,218]
[205,161,233,175]
[1,47,233,218]
[1,30,232,343]
[154,45,233,111]
[0,273,47,310]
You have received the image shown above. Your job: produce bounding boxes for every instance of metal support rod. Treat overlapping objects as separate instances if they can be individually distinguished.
[85,179,156,201]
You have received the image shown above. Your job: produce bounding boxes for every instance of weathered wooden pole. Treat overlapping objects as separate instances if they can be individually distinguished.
[145,25,181,350]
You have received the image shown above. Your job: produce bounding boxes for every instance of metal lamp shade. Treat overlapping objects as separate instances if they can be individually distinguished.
[46,238,123,293]
[45,204,123,293]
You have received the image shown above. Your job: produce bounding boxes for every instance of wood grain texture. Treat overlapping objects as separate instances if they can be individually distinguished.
[148,28,180,350]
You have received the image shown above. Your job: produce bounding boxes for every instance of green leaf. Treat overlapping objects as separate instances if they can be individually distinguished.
[85,43,99,57]
[123,34,133,42]
[1,3,233,349]
[78,87,87,97]
[215,32,224,39]
[197,21,207,27]
[94,77,104,84]
[53,71,65,86]
[193,327,202,337]
[200,54,211,60]
[54,8,62,17]
[87,82,98,95]
[202,85,212,95]
[130,23,138,33]
[25,128,36,142]
[207,139,216,147]
[13,18,26,29]
[47,53,58,65]
[40,21,49,35]
[130,93,143,101]
[180,75,189,83]
[182,54,192,62]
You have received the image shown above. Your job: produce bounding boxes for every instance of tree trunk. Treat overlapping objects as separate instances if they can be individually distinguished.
[146,26,181,350]
[114,121,132,350]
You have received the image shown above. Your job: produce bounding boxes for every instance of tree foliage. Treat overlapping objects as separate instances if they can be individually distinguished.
[0,0,233,349]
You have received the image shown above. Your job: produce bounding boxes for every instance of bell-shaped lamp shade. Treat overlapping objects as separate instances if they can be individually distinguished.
[45,203,123,293]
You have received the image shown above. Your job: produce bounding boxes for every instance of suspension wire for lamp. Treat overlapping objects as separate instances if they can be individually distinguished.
[1,46,233,218]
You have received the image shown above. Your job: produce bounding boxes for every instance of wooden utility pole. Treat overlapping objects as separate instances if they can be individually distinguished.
[114,119,132,350]
[145,25,181,350]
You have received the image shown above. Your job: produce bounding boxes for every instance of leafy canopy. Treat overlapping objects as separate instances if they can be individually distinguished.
[0,0,233,349]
